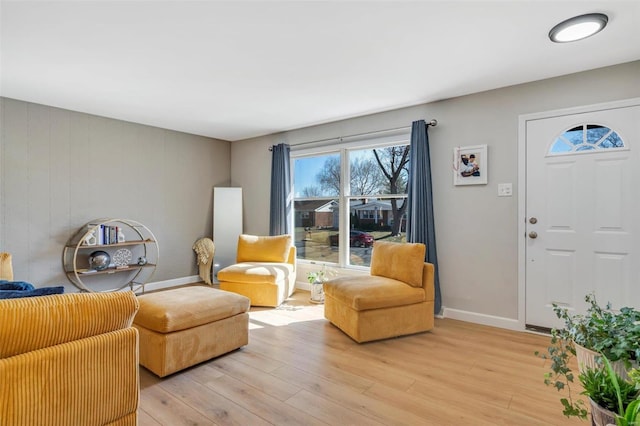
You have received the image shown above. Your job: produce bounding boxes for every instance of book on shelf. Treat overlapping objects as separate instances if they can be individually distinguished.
[97,225,120,245]
[80,223,128,246]
[97,224,105,245]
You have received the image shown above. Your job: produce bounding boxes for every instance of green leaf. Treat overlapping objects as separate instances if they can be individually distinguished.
[602,354,625,416]
[623,399,640,423]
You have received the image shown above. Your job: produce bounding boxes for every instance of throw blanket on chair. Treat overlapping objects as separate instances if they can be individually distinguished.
[0,280,65,299]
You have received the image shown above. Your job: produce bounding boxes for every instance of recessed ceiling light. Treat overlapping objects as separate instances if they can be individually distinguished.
[549,13,608,43]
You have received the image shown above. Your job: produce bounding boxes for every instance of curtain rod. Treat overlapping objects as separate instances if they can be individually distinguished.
[268,119,437,151]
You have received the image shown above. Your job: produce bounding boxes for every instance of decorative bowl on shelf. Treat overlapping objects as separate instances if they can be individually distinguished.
[113,249,132,267]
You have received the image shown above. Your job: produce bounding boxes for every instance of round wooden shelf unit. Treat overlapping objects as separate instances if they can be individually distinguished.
[63,218,159,293]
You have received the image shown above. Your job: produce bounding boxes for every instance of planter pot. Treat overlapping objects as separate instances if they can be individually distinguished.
[310,281,324,304]
[589,398,616,426]
[575,342,631,381]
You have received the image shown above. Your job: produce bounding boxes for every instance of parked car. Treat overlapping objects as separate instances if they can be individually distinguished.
[350,230,374,247]
[329,231,374,248]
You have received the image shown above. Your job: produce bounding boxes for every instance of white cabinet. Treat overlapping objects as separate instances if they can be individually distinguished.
[213,187,243,276]
[63,218,159,293]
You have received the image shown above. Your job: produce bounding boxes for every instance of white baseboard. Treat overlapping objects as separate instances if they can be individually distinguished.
[295,281,311,291]
[441,306,521,331]
[142,275,202,293]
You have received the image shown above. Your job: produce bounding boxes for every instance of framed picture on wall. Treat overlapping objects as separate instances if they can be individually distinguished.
[453,144,488,186]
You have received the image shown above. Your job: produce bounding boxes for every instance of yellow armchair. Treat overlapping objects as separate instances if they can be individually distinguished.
[218,234,296,307]
[0,291,140,426]
[323,241,435,343]
[0,252,13,280]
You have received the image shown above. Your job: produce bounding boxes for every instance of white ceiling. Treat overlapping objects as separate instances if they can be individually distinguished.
[1,1,639,141]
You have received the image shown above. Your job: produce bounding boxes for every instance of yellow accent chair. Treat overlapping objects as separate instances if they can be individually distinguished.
[218,234,296,307]
[0,291,140,426]
[323,241,435,343]
[0,252,13,280]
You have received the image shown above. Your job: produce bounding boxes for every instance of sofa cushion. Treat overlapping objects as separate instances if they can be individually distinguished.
[323,275,425,311]
[236,234,291,263]
[134,286,250,333]
[217,262,294,284]
[370,241,426,288]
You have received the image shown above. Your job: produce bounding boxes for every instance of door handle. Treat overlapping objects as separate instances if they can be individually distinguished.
[529,217,538,224]
[529,231,538,239]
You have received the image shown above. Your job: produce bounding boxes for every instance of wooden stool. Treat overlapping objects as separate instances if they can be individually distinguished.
[133,286,250,377]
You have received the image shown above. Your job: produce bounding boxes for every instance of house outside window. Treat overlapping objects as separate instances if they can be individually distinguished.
[360,210,375,219]
[292,134,409,269]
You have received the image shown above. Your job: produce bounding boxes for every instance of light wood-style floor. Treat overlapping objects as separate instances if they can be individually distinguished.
[138,290,584,425]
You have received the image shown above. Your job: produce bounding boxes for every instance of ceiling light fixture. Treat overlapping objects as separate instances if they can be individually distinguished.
[549,13,608,43]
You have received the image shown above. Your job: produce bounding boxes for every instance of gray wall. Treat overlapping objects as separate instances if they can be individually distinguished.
[0,98,231,291]
[231,60,640,321]
[2,61,638,319]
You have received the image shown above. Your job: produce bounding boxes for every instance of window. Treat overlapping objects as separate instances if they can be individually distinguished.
[293,140,409,268]
[360,210,375,219]
[293,153,340,264]
[549,124,625,155]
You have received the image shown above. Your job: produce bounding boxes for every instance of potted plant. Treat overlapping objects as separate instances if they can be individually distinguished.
[307,265,332,304]
[536,293,640,420]
[599,356,640,426]
[579,358,639,426]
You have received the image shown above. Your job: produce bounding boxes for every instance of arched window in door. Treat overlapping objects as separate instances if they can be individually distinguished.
[549,124,625,155]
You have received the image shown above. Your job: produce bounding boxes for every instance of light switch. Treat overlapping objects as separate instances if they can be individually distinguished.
[498,183,512,197]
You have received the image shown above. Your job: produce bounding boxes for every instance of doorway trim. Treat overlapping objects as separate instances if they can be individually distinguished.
[517,97,640,331]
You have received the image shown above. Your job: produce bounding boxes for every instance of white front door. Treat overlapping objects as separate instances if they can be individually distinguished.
[524,101,640,330]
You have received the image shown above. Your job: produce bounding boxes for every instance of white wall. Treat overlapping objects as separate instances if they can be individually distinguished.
[0,98,231,291]
[231,61,640,323]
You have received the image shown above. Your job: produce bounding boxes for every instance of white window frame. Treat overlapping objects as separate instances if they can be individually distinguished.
[291,129,410,270]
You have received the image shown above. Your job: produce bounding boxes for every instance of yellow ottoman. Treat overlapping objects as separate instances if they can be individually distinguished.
[133,286,250,377]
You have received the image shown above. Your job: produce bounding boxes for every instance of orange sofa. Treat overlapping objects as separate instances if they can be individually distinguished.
[0,291,140,425]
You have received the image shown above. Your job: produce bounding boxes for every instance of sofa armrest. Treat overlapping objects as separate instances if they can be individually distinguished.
[0,327,139,425]
[0,292,139,359]
[422,263,435,302]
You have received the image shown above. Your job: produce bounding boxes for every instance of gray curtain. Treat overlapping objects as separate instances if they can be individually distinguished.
[269,143,292,236]
[406,120,441,314]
